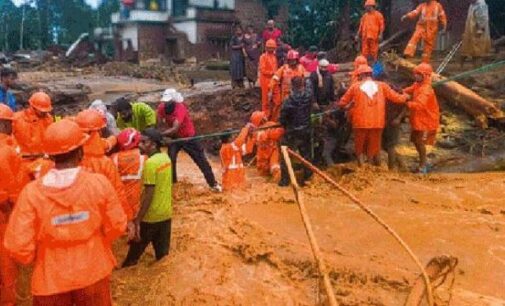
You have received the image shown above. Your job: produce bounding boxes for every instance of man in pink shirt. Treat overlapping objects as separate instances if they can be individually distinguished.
[262,20,282,43]
[300,46,319,73]
[156,90,221,192]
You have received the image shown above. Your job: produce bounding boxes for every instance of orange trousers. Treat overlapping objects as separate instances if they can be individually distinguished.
[353,128,383,159]
[404,28,437,63]
[260,76,272,117]
[0,222,17,306]
[361,38,379,60]
[257,147,281,181]
[32,277,111,306]
[222,168,246,191]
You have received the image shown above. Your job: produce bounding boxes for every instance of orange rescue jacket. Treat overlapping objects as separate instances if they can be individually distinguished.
[407,1,447,35]
[404,81,440,131]
[339,79,407,129]
[220,127,249,191]
[81,132,133,220]
[13,108,54,156]
[359,10,385,40]
[111,149,147,217]
[3,169,127,296]
[270,64,307,101]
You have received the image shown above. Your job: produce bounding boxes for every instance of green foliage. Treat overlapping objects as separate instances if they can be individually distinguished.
[285,0,362,49]
[261,0,286,18]
[0,0,120,52]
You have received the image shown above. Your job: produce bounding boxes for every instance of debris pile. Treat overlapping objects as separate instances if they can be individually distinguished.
[101,62,187,84]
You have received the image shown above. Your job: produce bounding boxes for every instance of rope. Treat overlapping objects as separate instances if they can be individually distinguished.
[286,148,435,306]
[165,59,505,145]
[432,59,505,86]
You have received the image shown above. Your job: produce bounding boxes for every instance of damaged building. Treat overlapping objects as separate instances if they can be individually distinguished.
[111,0,277,63]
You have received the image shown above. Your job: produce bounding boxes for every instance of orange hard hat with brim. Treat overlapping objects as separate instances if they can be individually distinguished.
[250,111,267,127]
[76,109,107,132]
[43,119,90,156]
[266,39,277,49]
[357,65,373,75]
[414,63,433,77]
[29,91,53,112]
[354,55,368,68]
[0,104,14,121]
[364,0,376,7]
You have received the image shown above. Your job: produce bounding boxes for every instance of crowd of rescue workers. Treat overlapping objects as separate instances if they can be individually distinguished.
[0,0,492,304]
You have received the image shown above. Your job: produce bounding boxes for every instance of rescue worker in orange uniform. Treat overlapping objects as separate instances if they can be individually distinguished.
[247,111,284,182]
[350,55,368,86]
[356,0,385,61]
[76,109,133,221]
[268,50,307,121]
[404,63,440,174]
[338,65,408,166]
[258,39,279,119]
[111,128,147,216]
[0,104,29,306]
[219,124,253,191]
[12,91,54,157]
[4,119,127,305]
[402,0,447,63]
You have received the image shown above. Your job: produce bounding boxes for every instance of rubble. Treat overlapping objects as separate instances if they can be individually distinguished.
[101,62,187,84]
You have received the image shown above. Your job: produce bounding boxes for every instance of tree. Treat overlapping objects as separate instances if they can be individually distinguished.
[285,0,362,50]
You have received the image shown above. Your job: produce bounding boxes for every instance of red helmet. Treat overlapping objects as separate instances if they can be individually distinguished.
[117,128,141,150]
[287,50,300,61]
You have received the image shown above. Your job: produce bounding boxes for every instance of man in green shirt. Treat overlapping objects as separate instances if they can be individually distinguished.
[115,98,157,131]
[122,128,172,267]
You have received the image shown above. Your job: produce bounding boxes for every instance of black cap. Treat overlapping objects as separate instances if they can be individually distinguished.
[142,128,163,147]
[115,97,131,112]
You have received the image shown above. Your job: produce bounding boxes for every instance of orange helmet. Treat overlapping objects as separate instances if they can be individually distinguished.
[28,91,53,112]
[75,109,107,132]
[266,39,277,49]
[414,63,433,77]
[269,127,285,141]
[287,50,300,61]
[364,0,376,7]
[357,65,373,75]
[117,128,141,150]
[250,111,267,127]
[0,104,14,121]
[354,55,368,69]
[43,119,89,155]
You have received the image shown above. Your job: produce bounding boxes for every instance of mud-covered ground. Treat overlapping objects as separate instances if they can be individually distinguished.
[14,66,505,305]
[110,154,505,306]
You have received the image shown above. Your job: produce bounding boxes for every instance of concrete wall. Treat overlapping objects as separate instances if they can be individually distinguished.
[173,21,198,43]
[121,24,139,50]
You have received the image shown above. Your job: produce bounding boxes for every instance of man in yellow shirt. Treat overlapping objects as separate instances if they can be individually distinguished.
[122,128,173,267]
[115,98,157,132]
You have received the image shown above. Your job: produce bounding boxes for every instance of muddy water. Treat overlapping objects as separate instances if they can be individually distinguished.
[108,155,505,305]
